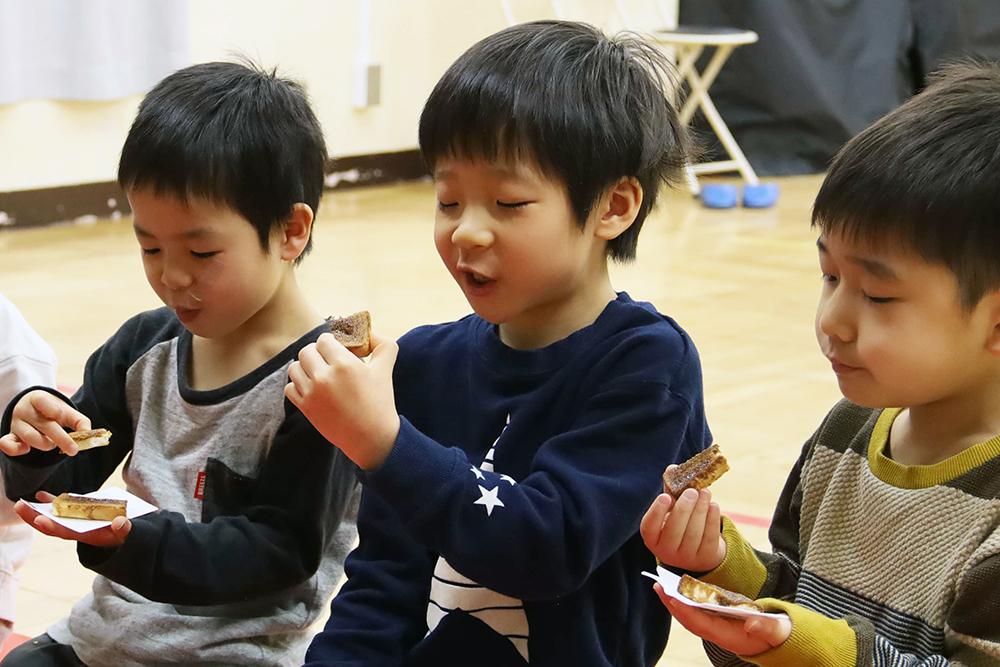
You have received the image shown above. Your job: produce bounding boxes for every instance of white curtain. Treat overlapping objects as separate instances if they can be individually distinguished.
[0,0,189,104]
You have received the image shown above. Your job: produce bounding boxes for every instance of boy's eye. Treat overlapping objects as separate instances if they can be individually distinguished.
[141,248,160,256]
[821,273,838,283]
[497,201,530,209]
[437,201,459,209]
[191,251,219,259]
[865,294,895,304]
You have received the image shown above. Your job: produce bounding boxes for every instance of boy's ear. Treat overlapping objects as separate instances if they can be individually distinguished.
[594,177,642,241]
[279,203,314,261]
[984,291,1000,356]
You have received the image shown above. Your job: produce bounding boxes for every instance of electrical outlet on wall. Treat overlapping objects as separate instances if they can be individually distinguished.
[353,61,381,109]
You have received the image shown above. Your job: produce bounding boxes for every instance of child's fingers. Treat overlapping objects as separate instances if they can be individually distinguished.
[287,360,311,391]
[283,380,305,408]
[34,491,56,503]
[368,332,398,371]
[28,391,89,431]
[12,500,40,527]
[658,488,699,550]
[36,420,80,456]
[297,342,332,376]
[665,598,764,652]
[699,501,723,559]
[678,489,712,559]
[15,502,61,537]
[640,494,674,550]
[0,433,30,457]
[315,332,358,365]
[744,615,792,648]
[24,393,86,454]
[652,581,672,607]
[368,330,394,350]
[110,517,132,542]
[8,421,59,454]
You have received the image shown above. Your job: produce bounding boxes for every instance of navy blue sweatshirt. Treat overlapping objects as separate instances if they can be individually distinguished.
[306,293,713,666]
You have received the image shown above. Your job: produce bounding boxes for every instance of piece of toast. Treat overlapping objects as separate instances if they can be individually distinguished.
[52,493,127,521]
[328,311,371,357]
[68,428,112,451]
[678,574,762,612]
[662,443,729,497]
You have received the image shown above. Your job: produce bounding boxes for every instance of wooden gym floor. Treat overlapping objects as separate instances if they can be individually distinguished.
[0,174,840,665]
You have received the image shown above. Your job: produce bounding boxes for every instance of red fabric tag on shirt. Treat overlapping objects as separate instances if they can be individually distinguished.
[195,471,206,499]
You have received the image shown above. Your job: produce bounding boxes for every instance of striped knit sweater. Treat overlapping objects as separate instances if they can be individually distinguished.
[699,399,1000,667]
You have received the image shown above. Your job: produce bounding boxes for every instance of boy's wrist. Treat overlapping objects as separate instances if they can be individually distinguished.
[701,515,767,597]
[358,414,401,471]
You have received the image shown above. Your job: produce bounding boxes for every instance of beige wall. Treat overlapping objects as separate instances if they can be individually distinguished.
[0,0,675,193]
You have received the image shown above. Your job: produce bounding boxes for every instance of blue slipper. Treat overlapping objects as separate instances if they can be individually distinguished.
[700,183,739,209]
[742,183,780,208]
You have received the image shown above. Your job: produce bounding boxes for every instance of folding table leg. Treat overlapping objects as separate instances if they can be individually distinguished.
[676,45,760,187]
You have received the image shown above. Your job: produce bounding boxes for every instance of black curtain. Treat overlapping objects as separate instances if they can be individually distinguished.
[679,0,1000,175]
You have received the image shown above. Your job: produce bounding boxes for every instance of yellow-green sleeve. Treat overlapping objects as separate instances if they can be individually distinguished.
[700,515,768,599]
[744,598,857,667]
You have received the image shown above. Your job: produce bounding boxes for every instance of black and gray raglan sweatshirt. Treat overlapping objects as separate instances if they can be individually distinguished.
[1,307,359,667]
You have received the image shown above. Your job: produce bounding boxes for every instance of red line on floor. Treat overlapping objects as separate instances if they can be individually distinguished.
[727,511,771,529]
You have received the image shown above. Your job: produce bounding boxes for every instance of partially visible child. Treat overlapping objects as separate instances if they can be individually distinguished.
[287,20,712,667]
[0,62,358,667]
[641,61,1000,666]
[0,293,58,646]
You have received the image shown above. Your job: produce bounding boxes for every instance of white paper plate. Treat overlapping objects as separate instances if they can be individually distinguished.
[642,566,788,620]
[25,487,158,534]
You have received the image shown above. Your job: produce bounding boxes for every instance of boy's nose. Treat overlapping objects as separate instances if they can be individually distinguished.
[451,213,493,249]
[816,291,856,343]
[160,263,194,291]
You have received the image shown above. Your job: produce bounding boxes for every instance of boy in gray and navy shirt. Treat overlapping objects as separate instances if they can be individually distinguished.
[0,62,357,667]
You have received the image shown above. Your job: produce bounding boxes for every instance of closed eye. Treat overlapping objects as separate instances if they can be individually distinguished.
[437,201,459,209]
[141,248,160,256]
[865,294,895,304]
[191,251,219,259]
[497,201,531,209]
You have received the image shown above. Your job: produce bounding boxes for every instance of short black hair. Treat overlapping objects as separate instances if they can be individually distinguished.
[118,60,327,261]
[813,60,1000,308]
[418,20,689,263]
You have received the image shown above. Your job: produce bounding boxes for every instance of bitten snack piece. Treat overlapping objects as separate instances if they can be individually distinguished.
[662,443,729,497]
[69,428,112,451]
[52,493,127,521]
[679,574,762,612]
[328,311,372,357]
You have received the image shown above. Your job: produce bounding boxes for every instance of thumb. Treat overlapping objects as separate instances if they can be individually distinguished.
[111,517,132,540]
[69,410,92,433]
[745,615,792,647]
[368,331,399,369]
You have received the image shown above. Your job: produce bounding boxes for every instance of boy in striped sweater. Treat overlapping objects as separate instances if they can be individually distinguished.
[640,62,1000,666]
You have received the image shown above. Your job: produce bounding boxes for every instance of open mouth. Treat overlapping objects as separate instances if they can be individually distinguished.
[173,306,200,323]
[457,264,495,287]
[466,270,493,287]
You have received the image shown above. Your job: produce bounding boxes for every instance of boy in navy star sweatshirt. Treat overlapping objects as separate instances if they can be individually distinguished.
[286,20,713,667]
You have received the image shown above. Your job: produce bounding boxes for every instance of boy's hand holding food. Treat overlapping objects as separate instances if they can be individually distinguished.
[641,444,730,572]
[0,390,92,456]
[660,592,792,658]
[641,486,727,572]
[285,329,400,471]
[14,491,132,548]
